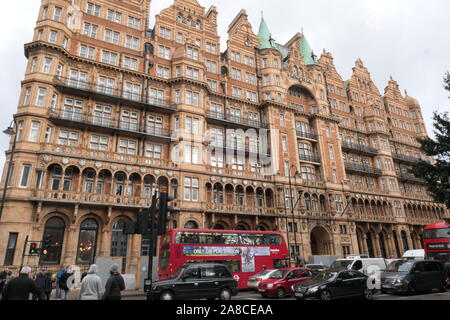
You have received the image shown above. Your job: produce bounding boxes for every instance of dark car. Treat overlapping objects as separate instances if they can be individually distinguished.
[305,264,329,276]
[292,270,373,301]
[150,263,239,300]
[381,260,446,295]
[257,268,312,299]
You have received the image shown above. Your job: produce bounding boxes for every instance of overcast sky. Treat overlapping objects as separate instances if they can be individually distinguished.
[0,0,449,169]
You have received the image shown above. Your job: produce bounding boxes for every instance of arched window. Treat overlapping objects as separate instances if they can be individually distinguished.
[177,14,183,24]
[171,179,179,199]
[76,218,98,265]
[195,20,201,30]
[143,175,155,198]
[235,186,245,205]
[111,219,128,258]
[304,193,312,211]
[50,165,63,190]
[213,184,224,204]
[235,224,248,231]
[40,217,65,265]
[401,231,409,252]
[213,223,225,230]
[257,225,267,231]
[311,195,319,211]
[184,221,198,229]
[63,167,75,191]
[115,173,126,196]
[83,169,96,193]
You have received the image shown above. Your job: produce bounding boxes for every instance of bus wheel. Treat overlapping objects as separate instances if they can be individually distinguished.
[219,288,232,301]
[160,290,175,301]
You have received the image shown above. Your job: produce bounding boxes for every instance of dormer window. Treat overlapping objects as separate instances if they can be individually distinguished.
[177,15,183,24]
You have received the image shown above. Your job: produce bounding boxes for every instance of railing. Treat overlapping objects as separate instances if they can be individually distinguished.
[53,76,176,113]
[48,109,172,139]
[341,142,379,155]
[302,180,326,188]
[299,153,321,164]
[33,190,153,207]
[204,202,277,216]
[296,130,318,141]
[351,214,397,223]
[344,162,382,176]
[392,152,429,165]
[205,111,268,129]
[40,144,178,169]
[348,185,391,195]
[396,172,426,183]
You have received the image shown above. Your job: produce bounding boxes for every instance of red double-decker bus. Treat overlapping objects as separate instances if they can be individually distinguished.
[157,229,289,289]
[424,222,450,286]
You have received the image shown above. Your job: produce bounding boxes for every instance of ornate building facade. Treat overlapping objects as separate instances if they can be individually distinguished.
[0,0,448,282]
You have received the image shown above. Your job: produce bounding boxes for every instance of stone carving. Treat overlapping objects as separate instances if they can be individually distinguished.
[61,158,69,165]
[126,166,133,172]
[79,159,86,167]
[43,155,52,163]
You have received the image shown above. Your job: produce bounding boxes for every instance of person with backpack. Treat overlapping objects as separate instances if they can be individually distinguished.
[55,268,64,299]
[58,266,73,300]
[78,264,103,300]
[102,264,125,300]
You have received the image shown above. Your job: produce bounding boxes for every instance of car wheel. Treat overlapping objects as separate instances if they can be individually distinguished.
[320,290,332,301]
[407,283,416,296]
[363,287,373,300]
[160,290,175,301]
[219,288,232,301]
[276,287,285,299]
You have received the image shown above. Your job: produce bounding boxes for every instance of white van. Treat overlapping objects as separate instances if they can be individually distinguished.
[402,249,425,261]
[330,258,387,275]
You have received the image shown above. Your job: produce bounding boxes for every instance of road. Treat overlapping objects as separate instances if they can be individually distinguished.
[123,289,450,301]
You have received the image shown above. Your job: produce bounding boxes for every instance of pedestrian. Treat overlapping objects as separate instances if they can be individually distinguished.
[55,268,64,299]
[102,264,125,300]
[1,266,37,300]
[44,272,53,300]
[0,269,7,294]
[58,266,73,300]
[34,270,48,300]
[5,270,14,284]
[78,264,103,300]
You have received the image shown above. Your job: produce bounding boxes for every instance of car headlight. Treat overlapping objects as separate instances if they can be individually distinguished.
[393,279,403,285]
[267,284,274,288]
[308,286,319,293]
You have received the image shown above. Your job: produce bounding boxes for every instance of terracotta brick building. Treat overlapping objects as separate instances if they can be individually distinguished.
[0,0,448,281]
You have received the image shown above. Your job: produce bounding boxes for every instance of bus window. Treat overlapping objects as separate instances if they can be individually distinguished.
[223,233,239,245]
[160,251,170,271]
[267,234,282,246]
[240,234,255,245]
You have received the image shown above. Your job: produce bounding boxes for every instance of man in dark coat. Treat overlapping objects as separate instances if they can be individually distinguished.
[0,270,7,294]
[44,272,53,300]
[34,271,49,300]
[58,266,73,300]
[102,264,125,300]
[1,266,37,300]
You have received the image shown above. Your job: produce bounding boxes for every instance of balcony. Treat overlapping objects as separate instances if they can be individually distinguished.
[299,153,321,164]
[392,152,428,165]
[341,142,379,156]
[344,162,382,176]
[205,111,268,129]
[48,109,172,142]
[209,142,271,157]
[204,202,277,216]
[53,76,176,114]
[396,172,426,184]
[296,130,318,141]
[32,190,153,209]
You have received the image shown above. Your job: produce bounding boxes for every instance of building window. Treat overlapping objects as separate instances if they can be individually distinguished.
[39,217,65,265]
[42,58,53,73]
[184,177,199,202]
[158,46,171,59]
[123,82,141,101]
[186,91,199,106]
[58,130,78,146]
[90,135,109,151]
[16,121,24,141]
[76,219,98,265]
[123,57,138,70]
[83,23,98,38]
[36,88,47,107]
[101,50,118,65]
[128,16,141,29]
[186,47,199,60]
[107,9,122,23]
[125,35,139,50]
[111,220,128,259]
[86,3,101,16]
[3,233,18,266]
[23,88,31,105]
[79,45,95,59]
[159,26,171,40]
[48,30,58,44]
[28,121,41,142]
[118,139,136,155]
[104,29,120,45]
[19,164,32,188]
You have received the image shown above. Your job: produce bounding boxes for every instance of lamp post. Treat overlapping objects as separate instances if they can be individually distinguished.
[287,164,302,265]
[0,119,18,221]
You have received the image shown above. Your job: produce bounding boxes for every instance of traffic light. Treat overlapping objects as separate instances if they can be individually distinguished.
[42,234,52,250]
[137,209,150,235]
[157,192,175,235]
[29,243,38,255]
[123,220,137,235]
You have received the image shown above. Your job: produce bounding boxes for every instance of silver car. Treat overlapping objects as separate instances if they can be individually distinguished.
[247,270,278,290]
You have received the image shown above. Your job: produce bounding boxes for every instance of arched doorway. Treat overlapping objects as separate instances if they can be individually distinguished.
[310,226,332,255]
[40,216,66,265]
[366,232,375,258]
[379,233,387,258]
[111,219,129,273]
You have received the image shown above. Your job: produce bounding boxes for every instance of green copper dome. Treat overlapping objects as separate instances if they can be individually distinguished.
[258,18,275,50]
[300,35,318,66]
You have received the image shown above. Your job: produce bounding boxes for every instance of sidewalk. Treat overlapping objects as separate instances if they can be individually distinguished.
[50,289,145,300]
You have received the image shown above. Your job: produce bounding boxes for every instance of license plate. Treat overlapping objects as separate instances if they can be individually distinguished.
[295,293,303,297]
[259,289,266,293]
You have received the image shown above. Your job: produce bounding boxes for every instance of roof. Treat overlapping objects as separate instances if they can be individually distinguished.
[425,222,449,230]
[300,35,318,66]
[258,17,275,50]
